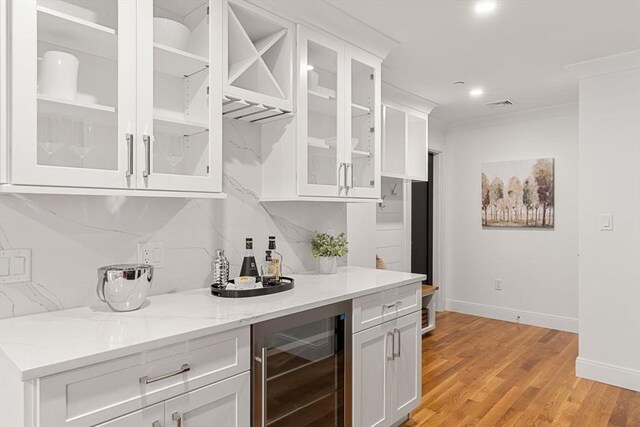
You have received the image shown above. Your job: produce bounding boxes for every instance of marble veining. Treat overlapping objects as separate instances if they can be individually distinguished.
[0,267,425,380]
[0,119,346,319]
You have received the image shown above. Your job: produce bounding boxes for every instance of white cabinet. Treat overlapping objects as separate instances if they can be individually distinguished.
[95,403,165,427]
[382,101,429,181]
[295,25,381,200]
[164,372,250,427]
[6,0,222,196]
[353,299,421,427]
[223,0,294,112]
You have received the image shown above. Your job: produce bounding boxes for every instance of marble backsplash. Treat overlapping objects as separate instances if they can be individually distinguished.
[0,119,346,318]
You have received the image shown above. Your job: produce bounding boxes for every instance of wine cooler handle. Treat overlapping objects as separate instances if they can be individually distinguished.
[260,346,267,426]
[126,133,134,177]
[143,134,151,177]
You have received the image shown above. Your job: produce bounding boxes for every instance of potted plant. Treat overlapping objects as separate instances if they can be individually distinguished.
[311,232,349,274]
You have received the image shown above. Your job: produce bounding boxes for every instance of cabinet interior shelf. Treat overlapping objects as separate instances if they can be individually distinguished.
[37,5,117,60]
[37,94,115,124]
[222,95,292,123]
[153,115,209,136]
[153,43,209,78]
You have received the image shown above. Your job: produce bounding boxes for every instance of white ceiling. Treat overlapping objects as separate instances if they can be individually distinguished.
[324,0,640,123]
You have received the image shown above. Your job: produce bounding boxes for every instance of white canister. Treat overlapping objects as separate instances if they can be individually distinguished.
[39,51,79,100]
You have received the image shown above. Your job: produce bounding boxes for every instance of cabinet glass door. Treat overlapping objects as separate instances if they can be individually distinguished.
[345,49,381,198]
[11,0,135,188]
[298,27,345,197]
[137,0,221,192]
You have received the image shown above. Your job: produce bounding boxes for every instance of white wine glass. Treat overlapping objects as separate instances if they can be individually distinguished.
[166,135,185,172]
[38,114,64,162]
[70,120,95,162]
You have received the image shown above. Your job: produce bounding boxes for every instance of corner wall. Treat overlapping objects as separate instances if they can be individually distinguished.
[573,53,640,391]
[444,104,579,332]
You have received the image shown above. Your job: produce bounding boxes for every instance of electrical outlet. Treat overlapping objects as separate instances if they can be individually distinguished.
[495,279,503,291]
[138,242,164,268]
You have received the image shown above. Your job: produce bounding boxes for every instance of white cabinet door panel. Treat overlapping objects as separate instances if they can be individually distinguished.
[390,311,422,423]
[95,403,164,427]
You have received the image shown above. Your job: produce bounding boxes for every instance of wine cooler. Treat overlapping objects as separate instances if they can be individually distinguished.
[252,301,352,427]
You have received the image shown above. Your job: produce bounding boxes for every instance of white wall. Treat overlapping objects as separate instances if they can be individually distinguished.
[444,104,579,332]
[572,53,640,391]
[0,119,346,318]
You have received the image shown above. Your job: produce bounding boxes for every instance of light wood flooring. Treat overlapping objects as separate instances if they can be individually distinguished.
[404,312,640,426]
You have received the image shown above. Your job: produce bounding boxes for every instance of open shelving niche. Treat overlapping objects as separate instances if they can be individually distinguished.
[225,1,293,111]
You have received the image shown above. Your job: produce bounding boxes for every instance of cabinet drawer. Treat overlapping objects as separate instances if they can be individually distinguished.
[353,282,421,333]
[38,327,250,427]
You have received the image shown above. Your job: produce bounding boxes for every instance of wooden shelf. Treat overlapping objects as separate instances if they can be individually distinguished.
[422,285,439,297]
[37,94,115,124]
[0,185,227,199]
[153,115,208,136]
[153,43,209,77]
[37,5,117,60]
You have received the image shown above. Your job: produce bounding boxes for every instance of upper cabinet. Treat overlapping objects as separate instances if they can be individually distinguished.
[382,101,429,181]
[5,0,223,196]
[294,25,381,200]
[223,0,293,112]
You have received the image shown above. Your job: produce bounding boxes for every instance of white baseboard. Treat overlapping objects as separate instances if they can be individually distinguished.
[576,357,640,392]
[446,299,578,333]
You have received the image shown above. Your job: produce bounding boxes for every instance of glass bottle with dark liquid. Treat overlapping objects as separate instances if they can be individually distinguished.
[239,238,260,278]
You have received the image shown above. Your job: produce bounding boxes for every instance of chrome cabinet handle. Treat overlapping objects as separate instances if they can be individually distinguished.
[139,364,190,384]
[349,162,354,190]
[143,134,151,177]
[172,411,183,427]
[383,303,396,310]
[394,328,401,358]
[387,331,395,361]
[126,133,134,177]
[338,162,345,194]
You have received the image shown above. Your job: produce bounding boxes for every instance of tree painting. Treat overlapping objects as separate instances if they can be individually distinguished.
[481,158,554,228]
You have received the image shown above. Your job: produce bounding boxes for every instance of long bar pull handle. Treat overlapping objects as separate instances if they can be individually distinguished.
[260,346,267,427]
[143,134,151,177]
[387,331,395,361]
[338,162,345,194]
[172,411,183,427]
[139,364,190,384]
[349,162,354,190]
[344,162,351,193]
[126,133,134,177]
[394,328,401,358]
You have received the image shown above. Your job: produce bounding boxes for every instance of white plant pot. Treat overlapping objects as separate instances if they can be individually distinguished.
[38,51,79,100]
[318,256,338,275]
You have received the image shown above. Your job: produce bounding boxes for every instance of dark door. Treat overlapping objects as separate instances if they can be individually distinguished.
[411,153,434,284]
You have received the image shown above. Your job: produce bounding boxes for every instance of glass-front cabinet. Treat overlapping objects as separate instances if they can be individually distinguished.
[297,26,380,199]
[9,0,221,194]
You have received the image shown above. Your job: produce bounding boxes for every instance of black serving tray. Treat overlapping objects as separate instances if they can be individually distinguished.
[211,277,294,298]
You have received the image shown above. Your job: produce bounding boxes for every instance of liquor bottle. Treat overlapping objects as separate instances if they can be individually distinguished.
[212,249,229,285]
[261,251,279,286]
[239,238,260,277]
[268,236,282,279]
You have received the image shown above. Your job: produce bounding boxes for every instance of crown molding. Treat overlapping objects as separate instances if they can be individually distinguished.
[247,0,399,60]
[382,82,439,115]
[565,50,640,80]
[446,102,578,132]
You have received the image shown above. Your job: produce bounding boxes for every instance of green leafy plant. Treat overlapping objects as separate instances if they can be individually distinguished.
[311,232,349,258]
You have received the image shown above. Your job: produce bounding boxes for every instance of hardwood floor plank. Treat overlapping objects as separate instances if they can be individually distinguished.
[403,312,640,427]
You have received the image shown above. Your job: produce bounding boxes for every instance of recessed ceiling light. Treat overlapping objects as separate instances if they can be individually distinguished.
[306,65,315,71]
[475,1,497,14]
[470,88,484,97]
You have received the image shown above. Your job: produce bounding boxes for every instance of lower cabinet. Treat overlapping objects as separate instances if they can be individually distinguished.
[97,371,250,427]
[353,310,421,427]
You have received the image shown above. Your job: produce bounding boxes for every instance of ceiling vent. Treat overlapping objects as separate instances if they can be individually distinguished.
[485,99,515,108]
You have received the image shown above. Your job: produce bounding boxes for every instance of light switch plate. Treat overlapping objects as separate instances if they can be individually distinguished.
[600,214,613,231]
[0,249,32,283]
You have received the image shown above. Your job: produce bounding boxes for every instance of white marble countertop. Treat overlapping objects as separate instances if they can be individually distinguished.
[0,267,425,380]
